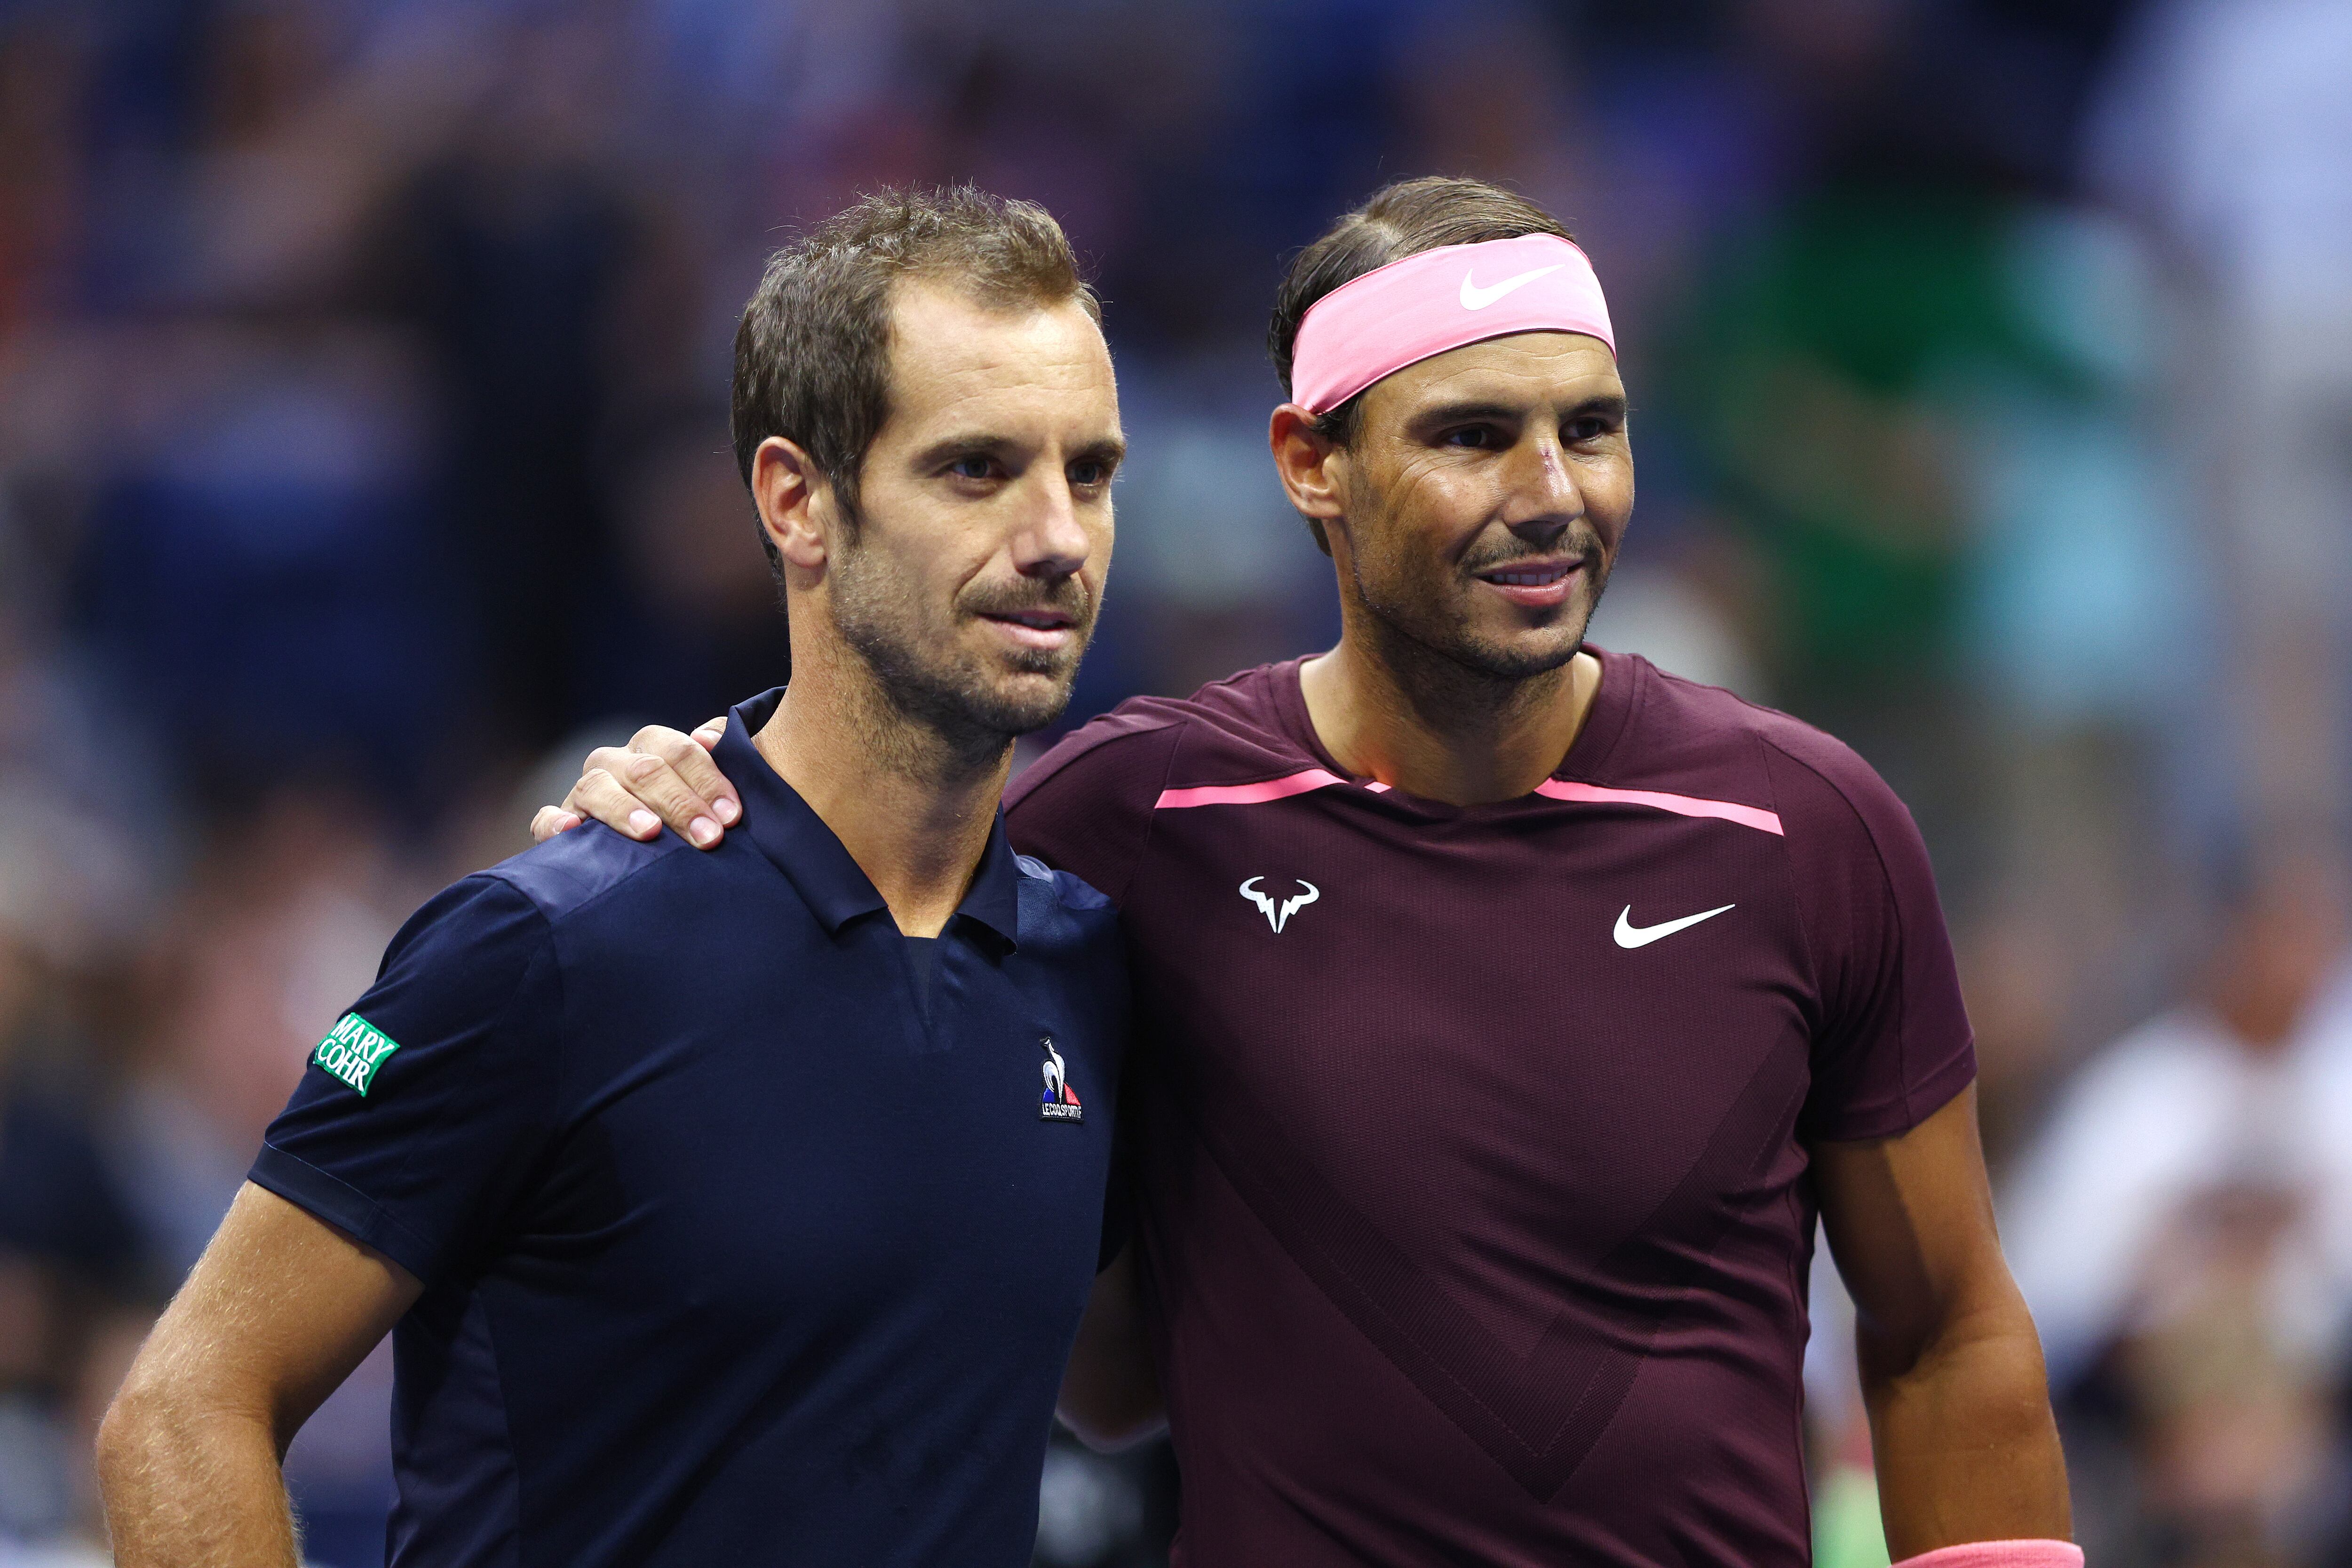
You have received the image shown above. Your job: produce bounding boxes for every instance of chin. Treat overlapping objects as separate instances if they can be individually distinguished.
[970,689,1076,738]
[1438,611,1591,681]
[1365,572,1598,685]
[962,667,1082,738]
[1447,638,1582,681]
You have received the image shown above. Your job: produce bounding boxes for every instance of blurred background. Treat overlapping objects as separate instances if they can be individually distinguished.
[1,0,2349,1563]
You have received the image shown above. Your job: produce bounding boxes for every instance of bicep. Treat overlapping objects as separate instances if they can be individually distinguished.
[1812,1086,2019,1372]
[129,1183,420,1452]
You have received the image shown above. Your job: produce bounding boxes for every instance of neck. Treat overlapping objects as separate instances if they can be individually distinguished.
[753,636,1011,938]
[1300,613,1602,806]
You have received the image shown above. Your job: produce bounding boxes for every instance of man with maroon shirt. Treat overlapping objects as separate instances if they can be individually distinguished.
[541,178,2071,1567]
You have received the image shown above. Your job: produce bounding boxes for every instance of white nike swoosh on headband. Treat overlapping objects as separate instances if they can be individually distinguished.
[1460,264,1562,310]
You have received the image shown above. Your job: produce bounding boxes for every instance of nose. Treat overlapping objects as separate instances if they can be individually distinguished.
[1501,429,1582,545]
[1010,470,1095,581]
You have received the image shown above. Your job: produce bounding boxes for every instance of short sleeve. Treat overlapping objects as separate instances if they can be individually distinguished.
[1763,740,1976,1143]
[249,873,561,1285]
[1004,715,1184,906]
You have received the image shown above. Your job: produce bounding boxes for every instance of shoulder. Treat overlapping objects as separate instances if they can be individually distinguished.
[374,825,699,991]
[333,831,707,1094]
[475,820,702,928]
[1612,656,1915,856]
[1014,853,1115,916]
[1006,703,1189,819]
[1007,853,1127,1024]
[1012,852,1123,961]
[1008,661,1311,817]
[1005,664,1314,905]
[1741,709,1907,847]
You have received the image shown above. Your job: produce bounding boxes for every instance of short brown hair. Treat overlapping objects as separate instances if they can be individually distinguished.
[731,186,1100,578]
[1270,176,1574,452]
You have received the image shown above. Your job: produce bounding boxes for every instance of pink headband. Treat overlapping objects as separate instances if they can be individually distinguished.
[1288,233,1616,414]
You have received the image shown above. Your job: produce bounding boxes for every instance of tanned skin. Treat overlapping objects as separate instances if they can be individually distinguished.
[100,279,1126,1560]
[1055,1243,1164,1450]
[1814,1087,2070,1554]
[535,328,2069,1554]
[97,1185,419,1568]
[738,280,1121,936]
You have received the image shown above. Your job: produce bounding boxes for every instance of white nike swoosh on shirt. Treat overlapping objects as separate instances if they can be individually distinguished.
[1459,264,1562,310]
[1613,903,1736,949]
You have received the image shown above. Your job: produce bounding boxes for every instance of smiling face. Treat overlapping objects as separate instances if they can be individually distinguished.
[1319,330,1632,681]
[772,279,1123,745]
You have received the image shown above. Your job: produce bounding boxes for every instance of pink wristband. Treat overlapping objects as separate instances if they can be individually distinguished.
[1893,1542,2082,1568]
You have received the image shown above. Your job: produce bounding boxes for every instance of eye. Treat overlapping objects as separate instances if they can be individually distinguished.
[1567,414,1614,443]
[946,454,998,481]
[1442,425,1503,449]
[1069,459,1113,488]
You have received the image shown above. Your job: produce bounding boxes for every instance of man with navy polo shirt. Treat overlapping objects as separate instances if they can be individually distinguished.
[95,187,1130,1568]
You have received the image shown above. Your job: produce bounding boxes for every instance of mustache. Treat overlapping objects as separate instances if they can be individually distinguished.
[960,578,1094,623]
[1459,533,1604,577]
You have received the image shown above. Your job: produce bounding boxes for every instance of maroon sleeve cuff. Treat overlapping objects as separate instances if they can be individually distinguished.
[1804,1044,1975,1144]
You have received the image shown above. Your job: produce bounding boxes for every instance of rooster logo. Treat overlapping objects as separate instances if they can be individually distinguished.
[1040,1035,1082,1122]
[1239,876,1320,934]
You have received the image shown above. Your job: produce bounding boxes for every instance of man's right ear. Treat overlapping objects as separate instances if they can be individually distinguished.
[751,436,833,573]
[1268,405,1342,558]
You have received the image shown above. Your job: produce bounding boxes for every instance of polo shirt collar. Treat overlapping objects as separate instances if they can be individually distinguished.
[718,688,1023,950]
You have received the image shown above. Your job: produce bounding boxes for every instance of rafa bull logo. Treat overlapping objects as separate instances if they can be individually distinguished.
[1239,876,1320,934]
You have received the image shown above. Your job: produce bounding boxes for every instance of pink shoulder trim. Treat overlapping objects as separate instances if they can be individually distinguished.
[1155,768,1348,809]
[1152,769,1784,834]
[1534,780,1785,836]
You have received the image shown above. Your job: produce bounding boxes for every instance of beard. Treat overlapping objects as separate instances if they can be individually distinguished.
[828,534,1094,751]
[1349,528,1613,684]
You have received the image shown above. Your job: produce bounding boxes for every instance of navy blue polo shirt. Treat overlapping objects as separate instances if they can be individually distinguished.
[250,689,1128,1568]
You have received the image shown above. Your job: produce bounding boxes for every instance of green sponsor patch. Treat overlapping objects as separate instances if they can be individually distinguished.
[313,1013,402,1096]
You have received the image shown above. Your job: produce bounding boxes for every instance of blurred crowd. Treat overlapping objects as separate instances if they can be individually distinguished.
[2,0,2350,1564]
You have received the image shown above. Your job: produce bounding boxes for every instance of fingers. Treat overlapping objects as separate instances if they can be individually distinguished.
[530,806,583,844]
[631,724,740,829]
[563,734,726,851]
[543,722,745,853]
[564,765,668,842]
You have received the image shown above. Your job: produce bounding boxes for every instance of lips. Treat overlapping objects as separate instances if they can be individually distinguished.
[1479,564,1574,587]
[1471,556,1583,607]
[977,606,1080,651]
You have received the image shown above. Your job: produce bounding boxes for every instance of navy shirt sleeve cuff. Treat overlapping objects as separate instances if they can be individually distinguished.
[249,1142,441,1283]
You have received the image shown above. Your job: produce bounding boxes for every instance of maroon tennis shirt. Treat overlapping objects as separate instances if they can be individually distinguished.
[1002,647,1975,1567]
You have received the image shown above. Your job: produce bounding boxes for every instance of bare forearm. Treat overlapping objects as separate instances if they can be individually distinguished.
[1861,1307,2069,1559]
[1056,1246,1167,1451]
[97,1390,301,1568]
[1057,1339,1166,1452]
[95,1185,417,1565]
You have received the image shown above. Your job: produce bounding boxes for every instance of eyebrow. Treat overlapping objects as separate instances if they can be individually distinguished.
[909,432,1128,470]
[1073,434,1128,469]
[911,434,1015,470]
[1411,392,1628,426]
